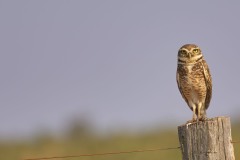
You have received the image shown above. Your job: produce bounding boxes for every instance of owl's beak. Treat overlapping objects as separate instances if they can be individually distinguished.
[188,53,191,58]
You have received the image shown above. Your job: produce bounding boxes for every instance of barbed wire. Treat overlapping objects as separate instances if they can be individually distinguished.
[231,140,240,144]
[23,139,240,160]
[23,146,181,160]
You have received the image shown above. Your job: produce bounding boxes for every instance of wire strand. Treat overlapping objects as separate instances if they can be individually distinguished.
[232,140,240,144]
[23,140,240,160]
[24,146,180,160]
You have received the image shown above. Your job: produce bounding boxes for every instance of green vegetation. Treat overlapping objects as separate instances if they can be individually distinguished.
[0,122,239,160]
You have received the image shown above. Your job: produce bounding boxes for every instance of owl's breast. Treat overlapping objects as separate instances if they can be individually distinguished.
[178,63,207,104]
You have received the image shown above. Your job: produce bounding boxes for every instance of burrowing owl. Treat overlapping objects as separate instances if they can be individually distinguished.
[176,44,212,122]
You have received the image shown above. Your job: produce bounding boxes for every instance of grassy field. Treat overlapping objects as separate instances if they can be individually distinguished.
[0,122,239,160]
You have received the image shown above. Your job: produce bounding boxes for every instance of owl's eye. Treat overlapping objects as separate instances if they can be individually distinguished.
[179,50,187,57]
[192,49,199,54]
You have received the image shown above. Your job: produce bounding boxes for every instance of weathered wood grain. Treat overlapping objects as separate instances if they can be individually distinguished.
[178,116,235,160]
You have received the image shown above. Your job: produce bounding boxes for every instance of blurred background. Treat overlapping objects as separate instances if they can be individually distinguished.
[0,1,239,159]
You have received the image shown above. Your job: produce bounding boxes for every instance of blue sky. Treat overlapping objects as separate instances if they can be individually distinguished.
[1,1,240,138]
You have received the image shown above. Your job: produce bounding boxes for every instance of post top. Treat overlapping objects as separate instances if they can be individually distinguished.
[178,116,230,127]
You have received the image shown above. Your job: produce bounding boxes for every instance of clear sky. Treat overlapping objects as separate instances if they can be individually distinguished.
[1,1,240,138]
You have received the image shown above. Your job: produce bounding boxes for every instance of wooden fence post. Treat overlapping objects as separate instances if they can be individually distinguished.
[178,116,235,160]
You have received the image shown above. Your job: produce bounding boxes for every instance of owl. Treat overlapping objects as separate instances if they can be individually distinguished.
[176,44,212,122]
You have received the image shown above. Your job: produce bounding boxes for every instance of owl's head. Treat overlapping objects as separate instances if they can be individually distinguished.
[178,44,203,64]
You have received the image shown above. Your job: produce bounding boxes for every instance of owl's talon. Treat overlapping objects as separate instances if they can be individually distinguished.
[186,118,197,124]
[199,116,208,121]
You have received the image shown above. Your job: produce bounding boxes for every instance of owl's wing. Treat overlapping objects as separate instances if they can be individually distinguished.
[202,60,212,110]
[176,66,189,106]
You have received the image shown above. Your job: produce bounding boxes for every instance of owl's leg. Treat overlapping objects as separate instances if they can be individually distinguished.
[186,103,197,124]
[192,105,197,122]
[197,102,202,121]
[187,104,197,123]
[200,107,207,121]
[198,102,207,121]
